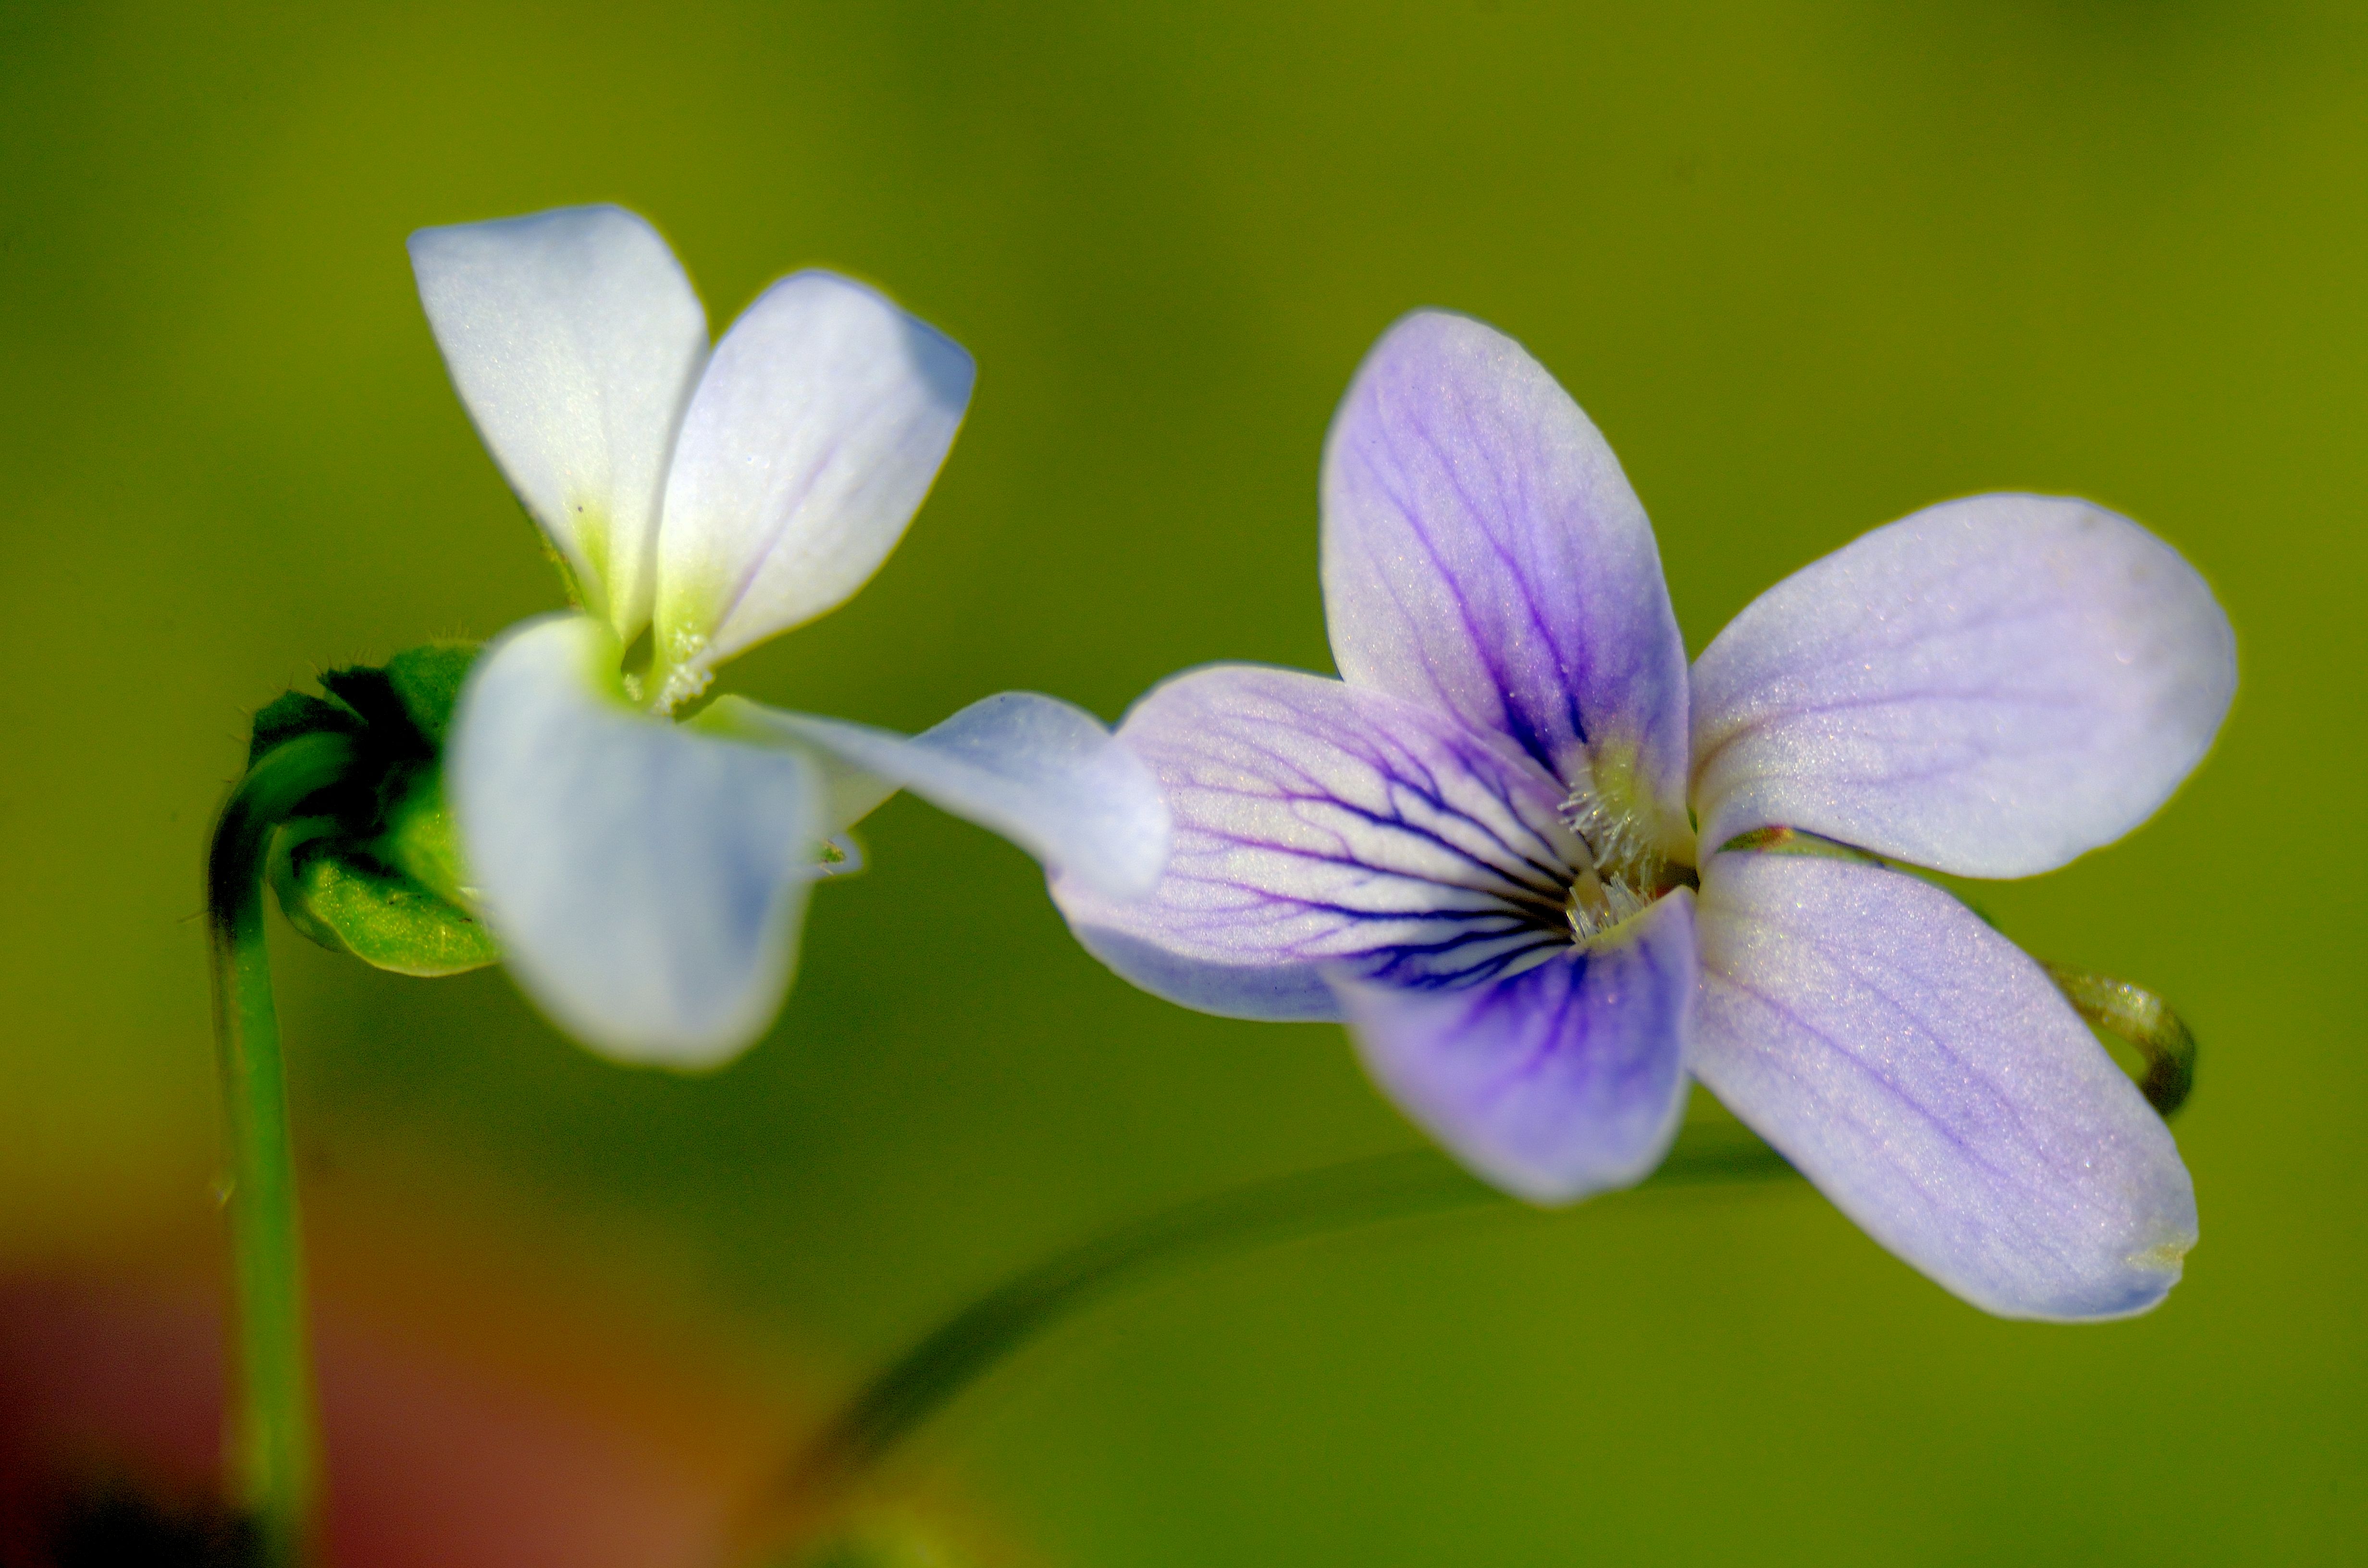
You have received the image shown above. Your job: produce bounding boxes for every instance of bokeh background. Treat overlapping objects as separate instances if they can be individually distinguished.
[3,0,2362,1562]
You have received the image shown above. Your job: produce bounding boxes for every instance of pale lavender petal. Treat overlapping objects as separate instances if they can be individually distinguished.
[1691,850,2196,1320]
[450,613,822,1068]
[1690,494,2236,877]
[1049,664,1585,1022]
[1322,311,1690,842]
[705,691,1170,900]
[1336,891,1694,1203]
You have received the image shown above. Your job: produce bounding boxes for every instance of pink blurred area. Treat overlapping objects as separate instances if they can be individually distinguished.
[0,1261,776,1567]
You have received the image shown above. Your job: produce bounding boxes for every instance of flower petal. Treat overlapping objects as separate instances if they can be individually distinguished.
[1049,663,1583,1022]
[1322,311,1690,841]
[1691,850,2196,1320]
[1336,891,1694,1203]
[409,207,708,642]
[705,691,1171,900]
[652,272,974,700]
[1690,495,2236,877]
[449,613,822,1068]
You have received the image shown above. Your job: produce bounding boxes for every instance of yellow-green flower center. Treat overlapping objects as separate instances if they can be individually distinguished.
[1556,745,1695,943]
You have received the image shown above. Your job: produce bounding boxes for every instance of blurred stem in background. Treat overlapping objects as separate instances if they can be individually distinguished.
[737,1127,1799,1563]
[208,731,355,1568]
[739,948,2200,1566]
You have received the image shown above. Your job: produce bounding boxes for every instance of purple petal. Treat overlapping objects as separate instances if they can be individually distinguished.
[1690,494,2236,877]
[1049,664,1584,1021]
[1691,850,2196,1320]
[1336,891,1694,1203]
[1322,311,1690,837]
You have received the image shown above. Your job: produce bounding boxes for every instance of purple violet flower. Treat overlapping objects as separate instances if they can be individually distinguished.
[1052,311,2235,1320]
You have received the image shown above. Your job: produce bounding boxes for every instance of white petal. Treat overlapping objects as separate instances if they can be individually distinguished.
[652,272,974,700]
[449,614,822,1067]
[709,691,1170,900]
[409,207,708,641]
[1692,850,2197,1320]
[1690,495,2236,877]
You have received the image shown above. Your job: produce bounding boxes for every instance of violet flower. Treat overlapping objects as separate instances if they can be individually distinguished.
[1053,311,2233,1320]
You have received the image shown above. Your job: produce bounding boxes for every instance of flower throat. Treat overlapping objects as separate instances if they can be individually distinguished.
[1557,755,1694,944]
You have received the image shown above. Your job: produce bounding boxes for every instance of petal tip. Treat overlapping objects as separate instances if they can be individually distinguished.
[553,1004,779,1074]
[1364,305,1519,362]
[765,268,977,416]
[1692,852,2201,1323]
[1689,492,2239,876]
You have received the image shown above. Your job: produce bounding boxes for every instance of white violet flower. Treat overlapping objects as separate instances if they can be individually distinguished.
[410,205,1168,1066]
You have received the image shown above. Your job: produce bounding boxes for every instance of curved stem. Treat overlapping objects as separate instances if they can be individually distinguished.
[208,731,356,1568]
[2041,961,2197,1116]
[742,1125,1796,1554]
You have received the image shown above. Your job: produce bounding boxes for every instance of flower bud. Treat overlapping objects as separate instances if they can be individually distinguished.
[249,643,499,977]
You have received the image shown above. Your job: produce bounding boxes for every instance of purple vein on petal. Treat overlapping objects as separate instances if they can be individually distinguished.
[1050,664,1596,1014]
[1339,892,1695,1203]
[1322,311,1690,815]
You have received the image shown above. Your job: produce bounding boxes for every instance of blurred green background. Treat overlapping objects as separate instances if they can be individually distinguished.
[3,0,2362,1561]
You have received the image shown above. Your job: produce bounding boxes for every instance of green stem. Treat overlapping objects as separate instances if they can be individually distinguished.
[207,731,356,1567]
[746,1124,1796,1552]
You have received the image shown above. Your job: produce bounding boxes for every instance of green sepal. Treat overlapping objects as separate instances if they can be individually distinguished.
[269,825,499,977]
[316,641,478,754]
[380,642,477,748]
[247,690,363,769]
[377,760,472,907]
[245,641,497,977]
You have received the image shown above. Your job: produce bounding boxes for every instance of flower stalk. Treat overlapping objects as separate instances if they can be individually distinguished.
[2042,962,2198,1116]
[737,1126,1797,1560]
[207,729,355,1568]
